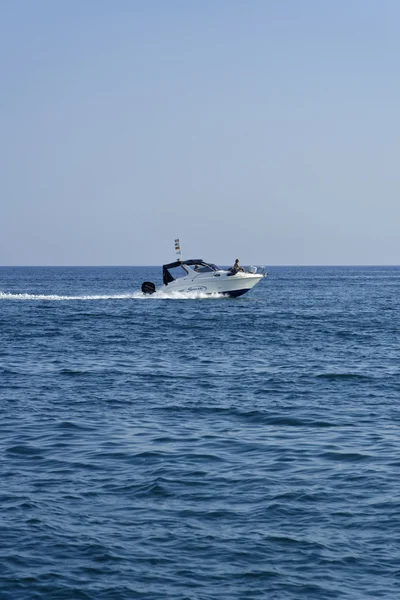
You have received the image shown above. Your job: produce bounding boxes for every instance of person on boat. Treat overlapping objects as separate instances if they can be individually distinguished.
[230,259,244,274]
[194,265,199,272]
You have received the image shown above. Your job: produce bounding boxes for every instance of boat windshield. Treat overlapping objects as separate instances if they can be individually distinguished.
[196,263,220,273]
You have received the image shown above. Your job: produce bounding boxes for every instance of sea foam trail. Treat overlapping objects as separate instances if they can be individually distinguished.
[0,291,225,301]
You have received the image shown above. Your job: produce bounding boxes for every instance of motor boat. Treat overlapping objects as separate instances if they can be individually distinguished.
[141,259,266,297]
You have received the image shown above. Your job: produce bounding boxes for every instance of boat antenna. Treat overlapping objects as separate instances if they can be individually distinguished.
[174,238,182,262]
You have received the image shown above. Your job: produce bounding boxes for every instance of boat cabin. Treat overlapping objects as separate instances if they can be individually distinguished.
[162,259,220,285]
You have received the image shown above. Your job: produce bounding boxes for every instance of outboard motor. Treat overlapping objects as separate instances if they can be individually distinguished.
[141,281,156,295]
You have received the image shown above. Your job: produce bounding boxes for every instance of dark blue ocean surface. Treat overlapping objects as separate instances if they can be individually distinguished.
[1,266,399,599]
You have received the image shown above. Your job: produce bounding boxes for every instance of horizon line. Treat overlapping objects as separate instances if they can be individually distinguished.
[0,264,399,269]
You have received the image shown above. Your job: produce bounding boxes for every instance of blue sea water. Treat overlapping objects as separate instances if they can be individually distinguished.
[1,266,399,600]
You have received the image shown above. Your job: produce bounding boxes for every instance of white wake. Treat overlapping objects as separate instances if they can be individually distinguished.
[0,290,225,301]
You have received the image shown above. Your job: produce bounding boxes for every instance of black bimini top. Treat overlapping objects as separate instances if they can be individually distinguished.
[162,259,203,270]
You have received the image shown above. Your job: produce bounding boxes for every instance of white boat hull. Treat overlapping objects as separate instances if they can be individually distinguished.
[159,271,263,297]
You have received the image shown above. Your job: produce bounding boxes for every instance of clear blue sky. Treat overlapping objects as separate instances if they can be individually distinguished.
[1,0,399,265]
